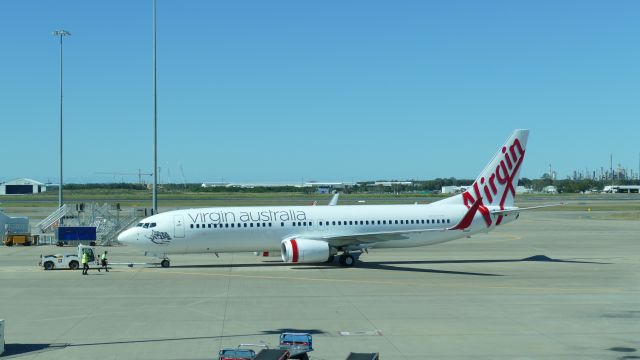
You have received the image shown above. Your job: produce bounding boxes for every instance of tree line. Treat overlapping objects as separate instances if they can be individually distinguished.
[55,177,640,194]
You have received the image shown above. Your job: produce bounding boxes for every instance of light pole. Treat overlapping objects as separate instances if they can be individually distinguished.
[53,29,70,211]
[152,0,158,214]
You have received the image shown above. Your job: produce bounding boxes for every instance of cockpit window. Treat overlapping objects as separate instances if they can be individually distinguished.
[136,223,143,227]
[150,223,156,228]
[143,223,149,228]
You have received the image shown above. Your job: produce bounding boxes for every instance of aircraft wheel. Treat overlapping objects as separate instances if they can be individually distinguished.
[160,259,170,268]
[339,253,355,267]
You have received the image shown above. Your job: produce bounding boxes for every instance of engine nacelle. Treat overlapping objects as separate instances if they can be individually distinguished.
[280,238,330,263]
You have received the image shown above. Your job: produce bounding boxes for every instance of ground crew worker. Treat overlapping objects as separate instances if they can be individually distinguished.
[81,251,90,275]
[98,251,108,272]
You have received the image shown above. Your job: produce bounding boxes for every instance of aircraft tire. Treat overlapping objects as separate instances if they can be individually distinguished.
[339,253,355,267]
[161,259,170,268]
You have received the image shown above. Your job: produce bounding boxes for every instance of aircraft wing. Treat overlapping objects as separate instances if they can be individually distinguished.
[314,197,483,248]
[317,227,448,247]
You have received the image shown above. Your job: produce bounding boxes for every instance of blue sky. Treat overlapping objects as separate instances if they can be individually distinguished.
[1,1,639,184]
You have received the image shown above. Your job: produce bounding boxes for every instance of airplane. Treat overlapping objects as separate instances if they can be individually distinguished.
[118,129,553,268]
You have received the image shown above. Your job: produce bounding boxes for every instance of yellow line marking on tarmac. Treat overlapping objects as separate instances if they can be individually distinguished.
[486,232,522,241]
[127,267,624,294]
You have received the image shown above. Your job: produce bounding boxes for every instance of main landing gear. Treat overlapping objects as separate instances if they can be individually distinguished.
[338,253,355,267]
[160,258,171,268]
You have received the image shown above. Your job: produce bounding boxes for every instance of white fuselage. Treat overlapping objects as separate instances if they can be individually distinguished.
[117,201,511,255]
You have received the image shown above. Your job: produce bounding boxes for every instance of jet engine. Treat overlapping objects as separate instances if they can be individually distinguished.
[280,238,331,263]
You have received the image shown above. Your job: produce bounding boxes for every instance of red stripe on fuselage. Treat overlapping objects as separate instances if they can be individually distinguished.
[291,239,299,263]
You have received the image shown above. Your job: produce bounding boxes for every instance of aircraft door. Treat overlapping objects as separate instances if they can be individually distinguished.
[174,215,185,238]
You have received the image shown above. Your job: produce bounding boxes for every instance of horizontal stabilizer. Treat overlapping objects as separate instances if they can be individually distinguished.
[490,203,565,216]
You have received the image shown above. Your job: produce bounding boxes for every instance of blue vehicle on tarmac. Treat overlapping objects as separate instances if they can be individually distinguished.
[278,333,313,360]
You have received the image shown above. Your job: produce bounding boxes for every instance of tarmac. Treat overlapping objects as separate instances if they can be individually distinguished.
[0,199,638,359]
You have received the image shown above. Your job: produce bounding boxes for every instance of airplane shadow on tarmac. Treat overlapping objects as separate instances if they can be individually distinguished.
[169,255,609,276]
[295,255,611,275]
[1,329,327,358]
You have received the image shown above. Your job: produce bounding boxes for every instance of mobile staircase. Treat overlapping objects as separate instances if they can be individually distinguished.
[36,204,70,233]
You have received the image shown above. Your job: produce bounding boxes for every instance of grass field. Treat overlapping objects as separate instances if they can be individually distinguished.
[1,190,638,213]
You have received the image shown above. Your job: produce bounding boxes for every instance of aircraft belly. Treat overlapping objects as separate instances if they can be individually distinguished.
[186,230,282,253]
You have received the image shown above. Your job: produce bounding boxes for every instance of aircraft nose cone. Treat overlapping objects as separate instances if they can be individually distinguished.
[117,228,137,245]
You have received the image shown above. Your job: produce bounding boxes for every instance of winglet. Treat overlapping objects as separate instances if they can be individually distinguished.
[329,193,339,206]
[449,197,482,230]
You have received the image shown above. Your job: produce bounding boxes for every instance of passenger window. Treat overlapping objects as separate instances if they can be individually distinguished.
[190,224,194,228]
[349,221,353,225]
[303,222,307,226]
[320,221,323,226]
[257,223,261,227]
[208,224,211,228]
[214,224,218,228]
[251,223,254,227]
[269,223,272,227]
[298,222,302,226]
[400,220,404,224]
[292,222,296,226]
[332,221,336,225]
[225,224,229,228]
[308,222,312,226]
[394,220,398,224]
[244,223,247,227]
[338,221,341,225]
[365,221,369,225]
[231,224,235,228]
[447,219,450,223]
[410,220,414,224]
[281,222,285,227]
[360,221,364,225]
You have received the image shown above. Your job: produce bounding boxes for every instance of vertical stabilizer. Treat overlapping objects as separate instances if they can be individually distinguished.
[467,129,528,209]
[440,129,529,226]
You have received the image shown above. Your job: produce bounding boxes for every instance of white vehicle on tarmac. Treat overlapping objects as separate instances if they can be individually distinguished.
[39,245,97,270]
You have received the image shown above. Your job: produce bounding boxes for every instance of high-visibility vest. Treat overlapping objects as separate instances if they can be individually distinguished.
[82,253,89,264]
[101,253,107,261]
